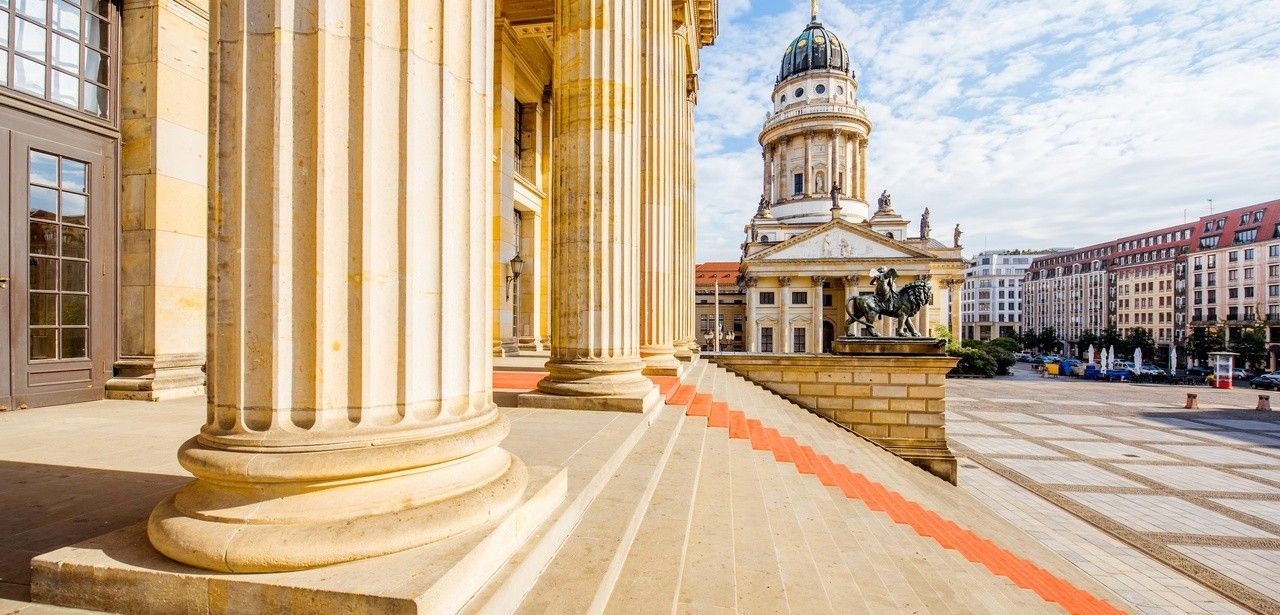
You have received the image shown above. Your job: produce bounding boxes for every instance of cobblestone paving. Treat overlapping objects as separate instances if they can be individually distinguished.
[950,368,1280,614]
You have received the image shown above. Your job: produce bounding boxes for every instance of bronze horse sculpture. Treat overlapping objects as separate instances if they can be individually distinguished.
[845,267,933,337]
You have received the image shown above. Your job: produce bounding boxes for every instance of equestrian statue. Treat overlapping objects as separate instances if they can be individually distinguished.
[845,267,933,337]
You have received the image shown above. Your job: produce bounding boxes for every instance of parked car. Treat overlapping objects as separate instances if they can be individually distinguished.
[1251,372,1280,390]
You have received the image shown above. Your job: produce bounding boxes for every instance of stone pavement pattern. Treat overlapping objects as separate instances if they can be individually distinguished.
[950,368,1280,614]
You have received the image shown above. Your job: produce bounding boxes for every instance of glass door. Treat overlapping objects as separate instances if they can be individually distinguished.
[6,116,114,408]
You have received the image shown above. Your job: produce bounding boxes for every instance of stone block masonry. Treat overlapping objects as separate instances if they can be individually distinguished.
[710,354,959,483]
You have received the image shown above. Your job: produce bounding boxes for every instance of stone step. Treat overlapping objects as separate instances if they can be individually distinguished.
[603,417,708,614]
[696,365,1125,614]
[513,406,686,614]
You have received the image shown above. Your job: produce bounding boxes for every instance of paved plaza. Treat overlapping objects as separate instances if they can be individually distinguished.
[951,367,1280,614]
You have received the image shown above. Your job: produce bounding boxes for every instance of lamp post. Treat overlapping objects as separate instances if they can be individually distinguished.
[505,253,525,301]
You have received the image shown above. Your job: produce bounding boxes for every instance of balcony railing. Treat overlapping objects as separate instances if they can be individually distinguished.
[762,102,870,131]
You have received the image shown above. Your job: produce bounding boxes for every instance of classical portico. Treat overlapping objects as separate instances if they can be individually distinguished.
[743,220,963,353]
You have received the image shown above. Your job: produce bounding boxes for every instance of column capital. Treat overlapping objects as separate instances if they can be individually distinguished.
[812,275,827,285]
[745,275,759,287]
[779,276,793,287]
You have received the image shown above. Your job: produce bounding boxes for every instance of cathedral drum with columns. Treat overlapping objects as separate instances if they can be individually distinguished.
[740,7,965,353]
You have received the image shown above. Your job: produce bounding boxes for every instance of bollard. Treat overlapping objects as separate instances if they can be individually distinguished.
[1185,393,1199,409]
[1258,395,1272,411]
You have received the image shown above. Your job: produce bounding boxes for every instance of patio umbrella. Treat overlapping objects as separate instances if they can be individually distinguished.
[1108,345,1116,370]
[1087,344,1096,365]
[1134,347,1143,373]
[1099,348,1107,371]
[1169,347,1177,374]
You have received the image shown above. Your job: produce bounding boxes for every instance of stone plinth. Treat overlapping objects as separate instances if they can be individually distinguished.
[31,467,567,615]
[711,348,959,483]
[830,337,948,357]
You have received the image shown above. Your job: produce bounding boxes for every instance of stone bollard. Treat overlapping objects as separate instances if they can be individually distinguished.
[1185,393,1199,409]
[1258,395,1272,411]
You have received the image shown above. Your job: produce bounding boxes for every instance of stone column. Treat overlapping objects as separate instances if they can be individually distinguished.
[523,0,659,413]
[779,276,792,352]
[761,150,770,199]
[106,0,208,401]
[813,276,826,352]
[950,279,962,338]
[858,137,868,201]
[681,81,699,357]
[842,275,856,336]
[672,30,697,360]
[518,209,546,351]
[639,0,680,375]
[803,131,813,196]
[827,131,836,194]
[147,0,526,573]
[745,276,758,352]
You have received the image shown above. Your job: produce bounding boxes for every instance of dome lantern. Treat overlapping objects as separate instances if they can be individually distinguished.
[776,4,853,83]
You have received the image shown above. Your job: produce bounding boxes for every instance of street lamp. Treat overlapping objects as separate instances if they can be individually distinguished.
[504,253,524,301]
[704,328,735,353]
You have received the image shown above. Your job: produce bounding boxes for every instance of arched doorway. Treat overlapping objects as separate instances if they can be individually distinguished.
[822,320,836,353]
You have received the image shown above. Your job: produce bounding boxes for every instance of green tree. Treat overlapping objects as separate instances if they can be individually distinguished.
[988,336,1022,353]
[1230,326,1268,370]
[1185,326,1226,366]
[1125,327,1156,360]
[1075,330,1100,356]
[1099,326,1132,357]
[1038,327,1059,352]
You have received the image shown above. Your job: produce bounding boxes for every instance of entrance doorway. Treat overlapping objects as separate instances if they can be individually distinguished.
[2,111,115,409]
[822,320,835,353]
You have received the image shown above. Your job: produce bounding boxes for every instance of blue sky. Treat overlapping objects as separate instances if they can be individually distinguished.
[693,0,1280,262]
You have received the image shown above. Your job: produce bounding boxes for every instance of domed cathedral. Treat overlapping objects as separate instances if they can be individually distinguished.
[738,2,965,353]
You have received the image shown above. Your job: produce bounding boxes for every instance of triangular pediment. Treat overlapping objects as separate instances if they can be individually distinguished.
[750,220,933,261]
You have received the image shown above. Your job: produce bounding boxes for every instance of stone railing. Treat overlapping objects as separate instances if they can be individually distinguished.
[762,102,869,131]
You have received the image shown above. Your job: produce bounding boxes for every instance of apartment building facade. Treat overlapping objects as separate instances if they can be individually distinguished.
[960,250,1059,341]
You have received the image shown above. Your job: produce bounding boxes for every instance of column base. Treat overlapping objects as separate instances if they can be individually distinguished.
[104,353,206,401]
[518,386,661,414]
[641,345,684,377]
[493,337,522,357]
[32,465,567,615]
[517,336,545,352]
[144,412,526,573]
[673,340,699,362]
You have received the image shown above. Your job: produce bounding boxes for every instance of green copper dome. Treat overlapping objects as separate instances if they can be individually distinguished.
[777,20,853,83]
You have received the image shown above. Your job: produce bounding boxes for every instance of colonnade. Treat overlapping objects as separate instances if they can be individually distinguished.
[762,129,867,203]
[148,0,707,572]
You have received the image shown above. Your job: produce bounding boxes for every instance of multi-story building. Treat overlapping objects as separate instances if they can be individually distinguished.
[738,14,964,354]
[1185,200,1280,349]
[1023,222,1197,357]
[1024,245,1113,352]
[960,250,1060,341]
[1108,223,1195,350]
[695,262,747,352]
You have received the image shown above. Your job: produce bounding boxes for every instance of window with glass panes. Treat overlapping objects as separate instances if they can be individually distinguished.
[27,149,90,360]
[4,0,113,118]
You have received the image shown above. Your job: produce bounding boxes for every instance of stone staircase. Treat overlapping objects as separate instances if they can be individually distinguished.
[466,361,1129,615]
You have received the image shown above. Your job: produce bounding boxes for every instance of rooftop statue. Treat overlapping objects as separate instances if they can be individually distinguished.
[877,190,893,213]
[755,194,773,219]
[920,207,932,239]
[846,266,933,337]
[954,223,963,247]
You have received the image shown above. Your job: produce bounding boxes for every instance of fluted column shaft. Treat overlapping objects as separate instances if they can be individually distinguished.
[803,131,813,196]
[780,277,792,352]
[745,278,758,352]
[639,0,680,375]
[149,0,525,573]
[812,276,825,352]
[672,28,696,359]
[528,0,657,410]
[858,138,868,201]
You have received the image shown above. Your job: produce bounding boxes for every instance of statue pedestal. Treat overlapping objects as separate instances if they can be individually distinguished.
[830,337,947,356]
[711,339,959,483]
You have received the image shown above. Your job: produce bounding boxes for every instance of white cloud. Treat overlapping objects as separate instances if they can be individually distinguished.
[694,0,1280,261]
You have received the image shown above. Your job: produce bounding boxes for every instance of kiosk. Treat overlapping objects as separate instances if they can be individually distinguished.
[1210,352,1238,389]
